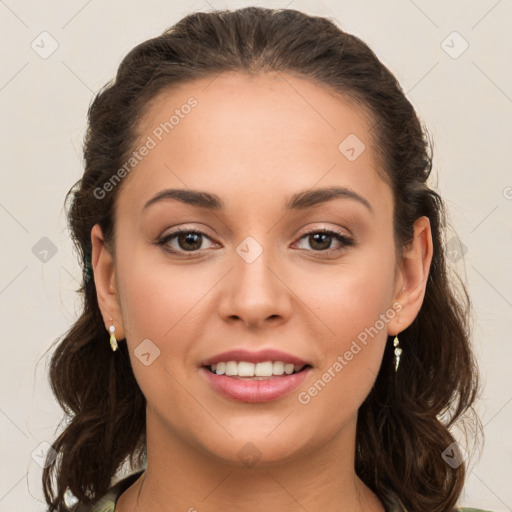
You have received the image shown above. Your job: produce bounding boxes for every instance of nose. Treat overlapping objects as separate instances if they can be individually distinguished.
[217,242,292,330]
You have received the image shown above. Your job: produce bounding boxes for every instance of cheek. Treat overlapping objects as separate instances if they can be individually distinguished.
[292,293,391,438]
[117,249,213,340]
[115,267,200,417]
[302,247,397,344]
[115,250,220,391]
[295,245,396,402]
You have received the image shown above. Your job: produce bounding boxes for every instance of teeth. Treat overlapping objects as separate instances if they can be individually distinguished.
[238,361,255,377]
[273,361,284,375]
[225,361,238,376]
[210,361,306,377]
[255,361,272,377]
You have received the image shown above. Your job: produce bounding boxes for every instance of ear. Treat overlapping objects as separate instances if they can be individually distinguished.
[90,224,125,340]
[387,216,433,335]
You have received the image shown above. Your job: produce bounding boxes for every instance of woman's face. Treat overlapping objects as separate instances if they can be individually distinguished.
[94,71,410,466]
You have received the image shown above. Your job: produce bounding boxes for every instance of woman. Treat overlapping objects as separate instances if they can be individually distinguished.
[42,6,488,512]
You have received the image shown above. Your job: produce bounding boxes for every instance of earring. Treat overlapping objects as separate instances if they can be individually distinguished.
[393,335,402,372]
[109,321,118,352]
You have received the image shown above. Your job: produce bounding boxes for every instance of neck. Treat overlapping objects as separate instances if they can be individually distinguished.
[117,411,385,512]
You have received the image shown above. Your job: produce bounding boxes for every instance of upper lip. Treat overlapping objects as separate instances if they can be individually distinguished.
[201,348,310,367]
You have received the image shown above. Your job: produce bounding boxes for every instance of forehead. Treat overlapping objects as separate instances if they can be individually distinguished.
[137,71,374,157]
[115,71,389,217]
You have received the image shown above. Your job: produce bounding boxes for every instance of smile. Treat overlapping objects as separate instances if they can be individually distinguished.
[200,363,312,403]
[209,360,308,377]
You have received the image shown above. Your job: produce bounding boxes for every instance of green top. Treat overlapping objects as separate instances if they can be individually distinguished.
[72,471,492,512]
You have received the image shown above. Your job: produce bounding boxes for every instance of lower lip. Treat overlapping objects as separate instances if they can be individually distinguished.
[200,366,311,403]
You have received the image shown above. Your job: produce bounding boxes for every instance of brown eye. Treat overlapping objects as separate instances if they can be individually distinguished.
[307,232,333,251]
[296,229,353,253]
[158,228,216,254]
[176,232,203,251]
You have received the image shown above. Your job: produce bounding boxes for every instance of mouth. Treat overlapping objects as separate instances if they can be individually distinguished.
[204,361,312,379]
[199,360,313,403]
[199,348,313,402]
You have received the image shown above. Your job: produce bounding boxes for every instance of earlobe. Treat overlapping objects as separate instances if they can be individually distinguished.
[388,216,433,335]
[90,224,125,340]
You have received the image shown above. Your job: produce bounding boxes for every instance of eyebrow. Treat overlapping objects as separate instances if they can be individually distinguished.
[142,186,373,214]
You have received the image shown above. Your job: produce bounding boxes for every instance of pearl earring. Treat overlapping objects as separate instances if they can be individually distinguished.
[393,335,402,372]
[109,321,118,352]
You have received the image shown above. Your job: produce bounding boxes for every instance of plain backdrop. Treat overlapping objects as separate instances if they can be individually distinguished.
[0,0,511,510]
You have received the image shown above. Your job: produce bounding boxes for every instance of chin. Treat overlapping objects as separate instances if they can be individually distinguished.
[199,433,309,469]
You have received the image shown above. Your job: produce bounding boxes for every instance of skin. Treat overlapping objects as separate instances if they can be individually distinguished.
[91,71,433,512]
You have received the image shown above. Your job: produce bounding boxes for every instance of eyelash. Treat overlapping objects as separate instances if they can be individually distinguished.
[156,227,354,257]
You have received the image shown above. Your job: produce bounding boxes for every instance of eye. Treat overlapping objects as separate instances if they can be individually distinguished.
[295,228,354,253]
[156,227,354,256]
[157,228,217,254]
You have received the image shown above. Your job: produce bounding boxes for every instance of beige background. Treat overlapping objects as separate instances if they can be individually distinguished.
[0,0,511,510]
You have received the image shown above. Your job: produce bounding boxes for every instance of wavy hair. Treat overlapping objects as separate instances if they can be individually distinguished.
[42,7,480,511]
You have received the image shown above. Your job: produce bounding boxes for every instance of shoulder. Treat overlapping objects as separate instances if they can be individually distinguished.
[458,508,494,512]
[72,471,144,512]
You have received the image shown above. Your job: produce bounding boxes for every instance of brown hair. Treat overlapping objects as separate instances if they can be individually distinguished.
[42,7,481,511]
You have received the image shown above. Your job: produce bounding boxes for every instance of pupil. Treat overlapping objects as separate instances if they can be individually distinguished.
[310,233,331,250]
[179,232,202,251]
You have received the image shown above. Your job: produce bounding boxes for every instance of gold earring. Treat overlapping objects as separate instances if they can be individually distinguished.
[109,321,118,352]
[393,335,402,372]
